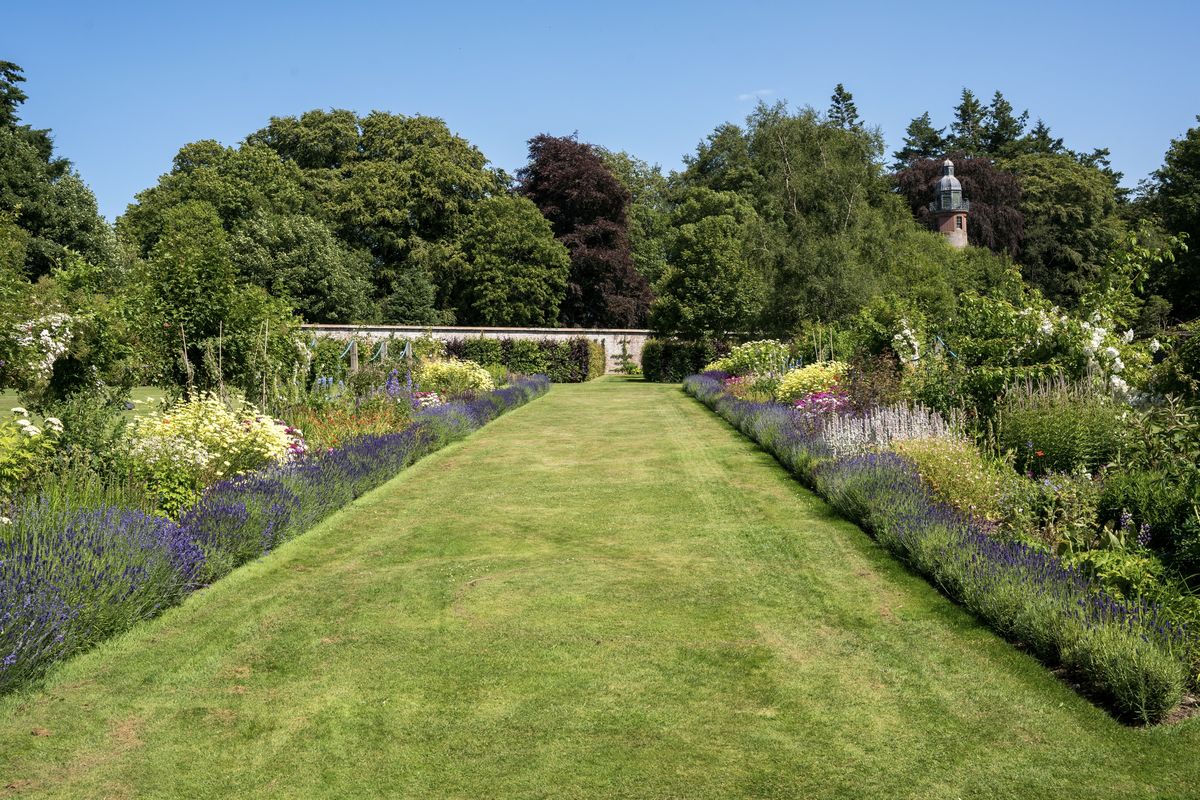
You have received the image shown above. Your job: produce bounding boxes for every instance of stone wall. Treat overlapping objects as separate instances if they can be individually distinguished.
[302,324,652,374]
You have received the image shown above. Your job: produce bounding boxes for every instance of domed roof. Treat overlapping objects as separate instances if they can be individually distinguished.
[937,159,961,192]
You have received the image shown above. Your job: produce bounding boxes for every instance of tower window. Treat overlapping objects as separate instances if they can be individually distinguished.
[956,216,964,229]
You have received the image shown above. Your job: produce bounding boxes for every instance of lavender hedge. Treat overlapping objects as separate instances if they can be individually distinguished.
[0,375,549,695]
[684,373,1193,723]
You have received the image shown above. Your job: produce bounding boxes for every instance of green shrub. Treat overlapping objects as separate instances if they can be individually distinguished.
[1099,468,1194,549]
[0,409,58,503]
[458,337,504,367]
[775,361,849,403]
[1153,320,1200,400]
[641,338,720,382]
[310,336,354,382]
[1171,514,1200,584]
[483,363,509,386]
[996,379,1125,475]
[442,336,599,382]
[37,387,130,479]
[587,339,606,379]
[1066,549,1167,602]
[415,359,495,397]
[704,339,792,376]
[504,339,548,375]
[892,436,1035,537]
[1031,472,1104,553]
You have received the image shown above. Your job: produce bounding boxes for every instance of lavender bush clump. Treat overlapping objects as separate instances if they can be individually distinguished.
[0,375,550,696]
[683,374,1193,723]
[0,504,203,692]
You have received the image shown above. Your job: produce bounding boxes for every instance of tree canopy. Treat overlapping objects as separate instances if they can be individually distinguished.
[518,134,651,327]
[1141,117,1200,320]
[0,61,112,279]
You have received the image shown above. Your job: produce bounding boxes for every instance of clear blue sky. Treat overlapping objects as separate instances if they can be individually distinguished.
[5,0,1199,221]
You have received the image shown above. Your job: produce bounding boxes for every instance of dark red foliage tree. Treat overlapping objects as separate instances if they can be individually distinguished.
[893,154,1024,258]
[518,134,651,327]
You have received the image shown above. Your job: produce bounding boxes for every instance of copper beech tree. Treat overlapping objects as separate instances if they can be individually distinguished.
[518,134,652,328]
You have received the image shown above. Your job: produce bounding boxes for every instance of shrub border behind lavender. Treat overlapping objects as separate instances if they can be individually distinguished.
[444,337,603,383]
[0,375,550,696]
[683,372,1193,724]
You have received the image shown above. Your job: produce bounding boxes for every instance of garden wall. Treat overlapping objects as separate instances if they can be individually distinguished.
[303,324,649,375]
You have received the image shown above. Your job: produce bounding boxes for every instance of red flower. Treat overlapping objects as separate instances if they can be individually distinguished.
[1035,450,1044,457]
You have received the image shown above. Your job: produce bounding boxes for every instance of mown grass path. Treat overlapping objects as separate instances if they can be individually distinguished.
[3,378,1199,798]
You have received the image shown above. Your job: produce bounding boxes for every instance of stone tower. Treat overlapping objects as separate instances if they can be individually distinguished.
[930,159,969,248]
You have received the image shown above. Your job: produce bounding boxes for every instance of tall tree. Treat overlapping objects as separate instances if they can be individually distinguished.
[136,201,296,390]
[597,148,671,285]
[1145,117,1200,320]
[131,110,513,325]
[119,140,309,254]
[983,90,1028,156]
[229,213,375,324]
[827,83,861,131]
[1019,119,1065,155]
[518,134,651,327]
[948,89,987,157]
[0,61,113,278]
[892,112,947,170]
[442,195,570,327]
[0,61,28,128]
[1008,152,1123,305]
[650,188,763,338]
[680,122,761,197]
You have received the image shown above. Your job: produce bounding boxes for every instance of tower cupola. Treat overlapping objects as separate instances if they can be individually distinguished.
[929,159,970,248]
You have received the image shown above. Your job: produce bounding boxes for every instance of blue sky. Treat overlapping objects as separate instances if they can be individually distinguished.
[5,0,1199,221]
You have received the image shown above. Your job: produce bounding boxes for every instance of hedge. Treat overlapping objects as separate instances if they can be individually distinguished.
[445,336,605,382]
[641,338,725,383]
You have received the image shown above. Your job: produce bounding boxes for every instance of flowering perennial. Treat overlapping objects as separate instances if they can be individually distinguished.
[127,393,307,485]
[775,360,848,403]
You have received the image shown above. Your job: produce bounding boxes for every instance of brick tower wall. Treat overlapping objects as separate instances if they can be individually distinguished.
[935,212,968,249]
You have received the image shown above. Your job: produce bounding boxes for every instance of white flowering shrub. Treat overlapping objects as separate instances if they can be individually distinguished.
[0,407,59,502]
[11,313,72,385]
[704,340,794,376]
[127,394,306,514]
[892,320,921,364]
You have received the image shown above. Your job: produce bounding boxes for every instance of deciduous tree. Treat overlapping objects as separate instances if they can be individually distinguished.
[650,188,763,337]
[893,155,1024,257]
[518,134,651,327]
[446,195,570,327]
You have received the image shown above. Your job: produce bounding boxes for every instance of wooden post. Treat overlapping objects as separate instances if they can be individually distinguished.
[349,340,359,374]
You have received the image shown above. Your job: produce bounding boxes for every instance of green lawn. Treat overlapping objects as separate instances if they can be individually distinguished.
[0,387,164,420]
[2,377,1198,798]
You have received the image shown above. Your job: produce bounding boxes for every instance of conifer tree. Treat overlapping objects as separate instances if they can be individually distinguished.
[892,112,947,169]
[827,84,861,131]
